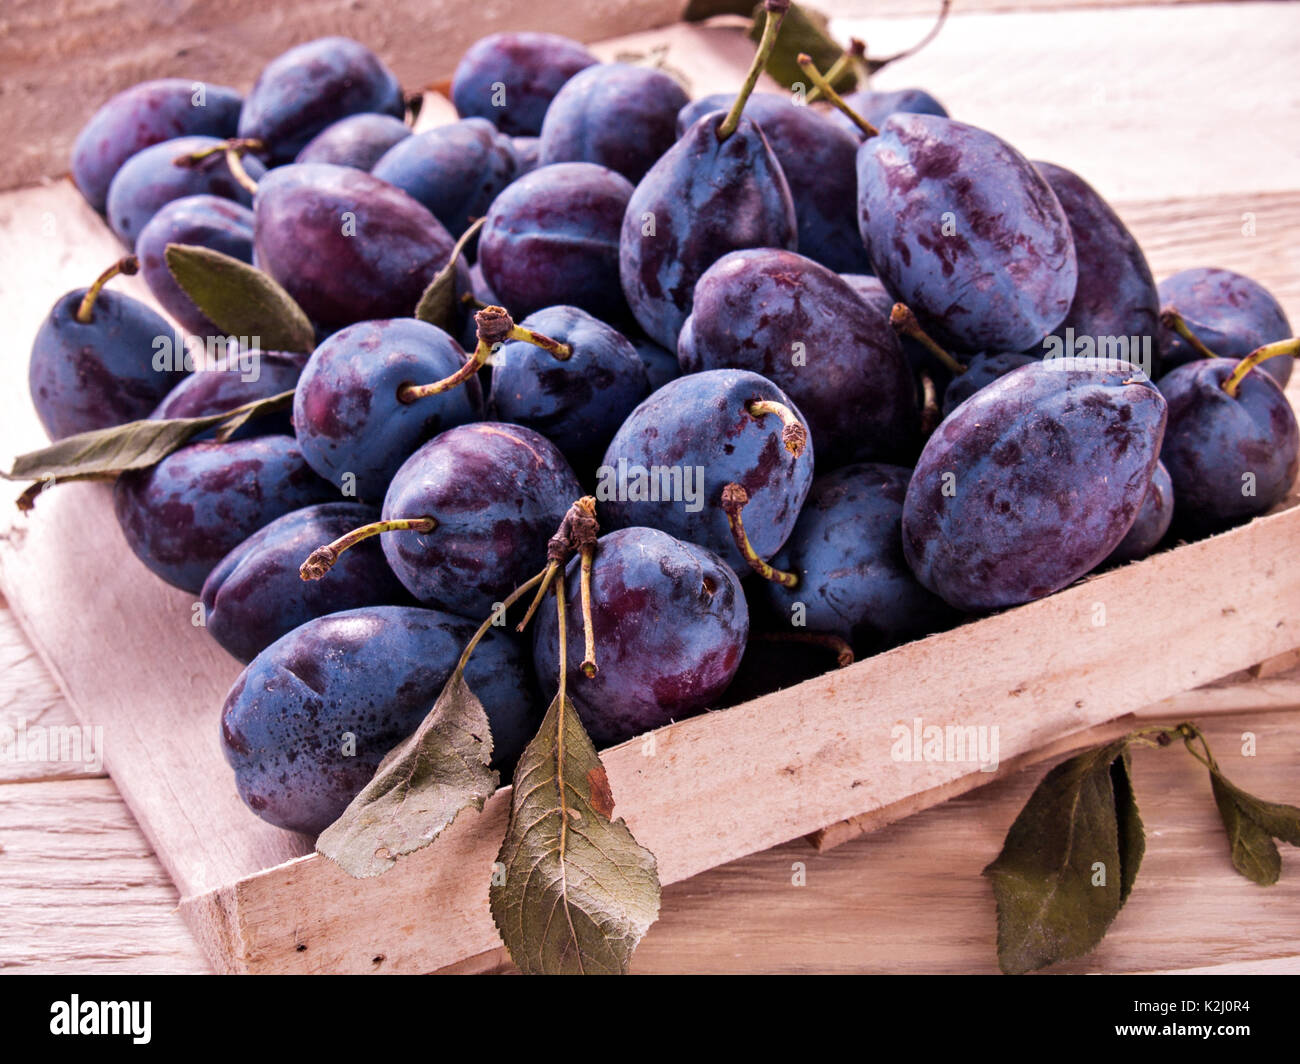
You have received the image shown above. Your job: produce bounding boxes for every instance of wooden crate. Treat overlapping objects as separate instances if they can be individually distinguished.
[2,8,1299,974]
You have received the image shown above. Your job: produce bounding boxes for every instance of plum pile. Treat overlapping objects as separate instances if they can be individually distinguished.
[24,18,1296,841]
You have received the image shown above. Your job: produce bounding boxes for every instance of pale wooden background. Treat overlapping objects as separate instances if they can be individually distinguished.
[2,0,1299,974]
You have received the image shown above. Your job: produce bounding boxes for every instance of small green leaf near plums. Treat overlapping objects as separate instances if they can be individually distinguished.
[414,216,485,330]
[1209,768,1300,886]
[753,3,856,92]
[490,693,661,975]
[164,244,316,354]
[316,668,500,878]
[4,389,295,484]
[983,740,1143,975]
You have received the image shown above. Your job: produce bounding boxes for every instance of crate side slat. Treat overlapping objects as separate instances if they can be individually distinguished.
[174,502,1300,973]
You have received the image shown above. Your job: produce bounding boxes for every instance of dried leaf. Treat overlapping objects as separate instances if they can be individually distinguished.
[490,693,660,975]
[414,216,485,330]
[165,244,315,354]
[316,669,499,878]
[983,739,1143,975]
[3,390,295,482]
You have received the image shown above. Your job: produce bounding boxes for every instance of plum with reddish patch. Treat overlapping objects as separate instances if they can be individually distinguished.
[903,360,1167,611]
[1157,360,1299,535]
[113,434,336,593]
[72,78,243,212]
[683,248,916,466]
[478,162,633,324]
[293,318,482,501]
[220,605,536,834]
[253,164,456,330]
[758,463,957,652]
[379,422,582,616]
[202,502,410,662]
[238,37,404,164]
[29,286,184,441]
[532,527,748,746]
[599,369,814,572]
[857,114,1077,352]
[488,305,648,473]
[620,111,796,350]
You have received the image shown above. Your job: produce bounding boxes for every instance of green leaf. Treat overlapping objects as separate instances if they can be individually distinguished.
[752,3,857,93]
[316,668,500,878]
[983,738,1144,975]
[3,390,295,482]
[1112,750,1145,906]
[490,693,660,975]
[1211,773,1282,885]
[165,244,315,354]
[414,216,485,330]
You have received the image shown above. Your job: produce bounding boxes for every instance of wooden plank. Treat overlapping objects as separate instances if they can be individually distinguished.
[0,777,210,974]
[841,2,1300,201]
[149,493,1300,973]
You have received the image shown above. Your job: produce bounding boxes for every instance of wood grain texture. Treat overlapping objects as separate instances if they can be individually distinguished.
[0,778,210,973]
[2,6,1299,976]
[838,3,1300,201]
[1,0,686,193]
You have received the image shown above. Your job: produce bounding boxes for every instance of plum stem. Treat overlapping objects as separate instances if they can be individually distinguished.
[721,482,799,588]
[890,303,967,375]
[750,630,855,668]
[745,399,807,456]
[919,370,941,437]
[173,137,264,195]
[804,44,858,104]
[397,305,570,404]
[516,496,599,634]
[1221,337,1300,398]
[797,54,878,139]
[517,561,561,633]
[555,574,569,708]
[717,0,791,141]
[298,516,437,580]
[75,256,139,324]
[1159,307,1220,361]
[579,544,598,678]
[454,567,547,674]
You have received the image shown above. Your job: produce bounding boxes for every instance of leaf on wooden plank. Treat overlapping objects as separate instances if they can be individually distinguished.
[751,3,857,93]
[414,216,485,330]
[983,738,1143,975]
[316,668,499,878]
[165,244,315,354]
[490,693,660,975]
[1208,769,1300,886]
[3,390,296,482]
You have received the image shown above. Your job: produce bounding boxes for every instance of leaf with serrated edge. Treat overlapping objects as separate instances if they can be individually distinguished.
[316,669,499,878]
[1210,773,1283,885]
[3,390,296,481]
[983,738,1139,975]
[490,693,660,975]
[415,216,485,329]
[165,244,315,354]
[1111,749,1145,906]
[1221,774,1300,848]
